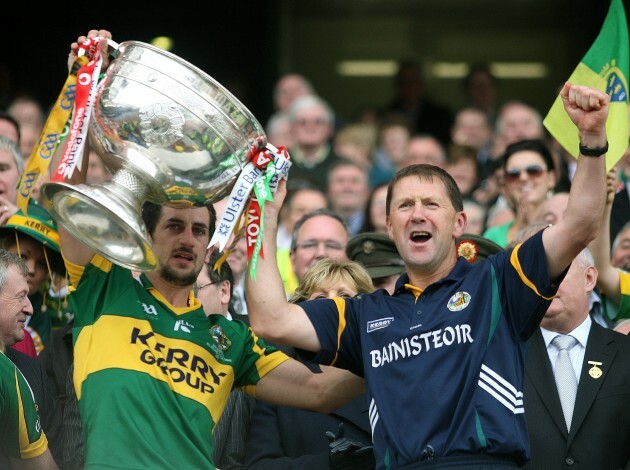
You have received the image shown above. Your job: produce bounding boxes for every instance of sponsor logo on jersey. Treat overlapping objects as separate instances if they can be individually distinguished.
[141,302,158,316]
[370,323,474,368]
[174,320,194,333]
[210,325,232,351]
[367,317,394,333]
[131,327,226,393]
[447,291,471,311]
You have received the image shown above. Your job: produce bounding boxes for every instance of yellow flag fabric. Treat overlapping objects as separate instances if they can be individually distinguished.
[543,0,629,170]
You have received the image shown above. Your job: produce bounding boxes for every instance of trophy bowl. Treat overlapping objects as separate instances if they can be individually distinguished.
[41,41,267,271]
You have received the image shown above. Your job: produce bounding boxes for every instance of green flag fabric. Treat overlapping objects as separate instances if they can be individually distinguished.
[543,0,629,170]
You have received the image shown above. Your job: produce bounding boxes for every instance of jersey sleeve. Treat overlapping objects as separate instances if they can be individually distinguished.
[225,320,290,394]
[492,228,560,340]
[65,254,130,329]
[299,297,365,376]
[0,354,49,460]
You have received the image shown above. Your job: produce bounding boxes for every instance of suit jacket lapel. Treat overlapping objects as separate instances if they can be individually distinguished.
[568,323,616,443]
[526,330,568,436]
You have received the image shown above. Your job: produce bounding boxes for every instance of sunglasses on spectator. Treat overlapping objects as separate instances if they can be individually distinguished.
[505,165,546,182]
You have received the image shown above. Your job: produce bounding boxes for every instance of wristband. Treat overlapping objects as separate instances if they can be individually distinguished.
[579,141,608,157]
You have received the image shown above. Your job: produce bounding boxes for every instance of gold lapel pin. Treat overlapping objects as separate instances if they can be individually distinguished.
[587,361,603,379]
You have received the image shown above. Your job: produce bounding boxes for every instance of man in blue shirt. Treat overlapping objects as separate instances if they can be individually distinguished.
[247,83,610,469]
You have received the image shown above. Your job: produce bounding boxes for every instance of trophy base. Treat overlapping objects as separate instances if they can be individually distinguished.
[41,182,158,272]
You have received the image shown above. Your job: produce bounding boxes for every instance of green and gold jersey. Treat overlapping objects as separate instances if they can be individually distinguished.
[67,255,289,469]
[0,351,48,460]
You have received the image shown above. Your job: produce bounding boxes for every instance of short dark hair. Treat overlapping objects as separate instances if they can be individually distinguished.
[386,164,463,216]
[141,201,217,238]
[290,208,349,252]
[501,139,555,173]
[0,111,21,145]
[205,249,234,298]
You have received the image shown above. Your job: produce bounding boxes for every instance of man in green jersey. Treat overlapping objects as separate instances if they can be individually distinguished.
[51,29,362,470]
[0,249,58,470]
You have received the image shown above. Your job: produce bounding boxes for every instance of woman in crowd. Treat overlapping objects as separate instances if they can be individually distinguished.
[245,258,375,469]
[483,138,556,248]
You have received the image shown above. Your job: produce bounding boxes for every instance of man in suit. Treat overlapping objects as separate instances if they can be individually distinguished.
[524,247,630,469]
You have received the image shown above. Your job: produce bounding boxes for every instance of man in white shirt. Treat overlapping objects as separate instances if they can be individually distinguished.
[523,247,630,469]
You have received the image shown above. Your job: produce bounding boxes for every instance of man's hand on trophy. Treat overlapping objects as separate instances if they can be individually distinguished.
[68,29,114,72]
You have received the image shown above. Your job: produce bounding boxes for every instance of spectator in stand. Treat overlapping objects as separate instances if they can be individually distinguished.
[610,147,630,244]
[370,113,412,187]
[276,185,328,297]
[283,209,350,297]
[405,134,446,168]
[523,247,630,470]
[359,182,389,235]
[265,73,315,160]
[589,171,630,323]
[0,200,66,354]
[450,107,494,181]
[493,101,545,158]
[286,95,345,191]
[266,111,294,149]
[277,184,328,252]
[7,94,45,160]
[0,249,62,468]
[462,64,499,124]
[446,144,480,199]
[327,160,370,237]
[483,139,557,248]
[347,232,405,295]
[333,122,378,175]
[0,111,21,145]
[0,135,22,225]
[462,199,487,236]
[538,192,570,226]
[272,74,316,114]
[383,60,453,146]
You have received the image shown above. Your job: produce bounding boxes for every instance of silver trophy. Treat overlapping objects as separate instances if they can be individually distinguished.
[41,41,266,271]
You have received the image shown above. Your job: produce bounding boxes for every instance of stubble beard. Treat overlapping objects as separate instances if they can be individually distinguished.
[159,264,198,287]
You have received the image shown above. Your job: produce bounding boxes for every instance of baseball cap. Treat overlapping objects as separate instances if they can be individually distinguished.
[346,232,405,279]
[456,233,503,265]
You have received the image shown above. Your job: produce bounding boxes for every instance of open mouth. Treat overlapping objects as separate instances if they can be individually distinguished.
[410,231,431,244]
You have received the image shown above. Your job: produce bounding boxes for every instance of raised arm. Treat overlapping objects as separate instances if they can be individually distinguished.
[542,83,609,279]
[589,169,622,303]
[245,178,321,351]
[51,29,112,267]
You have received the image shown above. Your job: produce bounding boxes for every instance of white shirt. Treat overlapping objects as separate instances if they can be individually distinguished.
[540,314,591,384]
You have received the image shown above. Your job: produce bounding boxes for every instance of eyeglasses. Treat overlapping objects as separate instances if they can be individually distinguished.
[505,164,546,182]
[196,280,219,291]
[296,240,345,252]
[295,118,328,127]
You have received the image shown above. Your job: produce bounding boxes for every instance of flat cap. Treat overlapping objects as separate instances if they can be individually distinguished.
[456,233,503,265]
[346,232,405,279]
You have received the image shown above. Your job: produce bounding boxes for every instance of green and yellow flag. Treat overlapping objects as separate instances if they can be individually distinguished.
[543,0,629,170]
